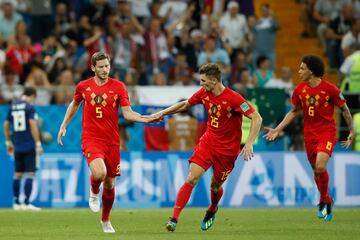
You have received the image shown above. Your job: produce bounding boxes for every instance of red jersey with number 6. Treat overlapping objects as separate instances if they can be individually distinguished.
[292,80,346,143]
[73,77,130,145]
[188,87,255,156]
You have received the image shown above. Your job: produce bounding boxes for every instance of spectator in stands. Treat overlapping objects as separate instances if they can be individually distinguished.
[251,3,279,69]
[48,57,66,84]
[339,44,360,92]
[207,17,232,54]
[300,0,317,37]
[175,29,198,72]
[0,1,23,41]
[76,15,92,46]
[341,18,360,58]
[326,3,354,69]
[28,0,53,43]
[219,1,249,58]
[313,0,345,53]
[230,50,252,87]
[158,0,188,36]
[169,52,194,86]
[108,16,139,85]
[42,35,64,70]
[54,2,77,41]
[5,34,34,83]
[53,69,76,105]
[24,56,52,105]
[265,66,294,94]
[7,20,27,48]
[144,17,172,84]
[252,55,274,87]
[198,36,231,84]
[83,24,111,77]
[152,72,167,86]
[0,67,23,103]
[82,0,112,25]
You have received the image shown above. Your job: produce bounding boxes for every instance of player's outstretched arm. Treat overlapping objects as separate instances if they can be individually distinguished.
[122,106,160,123]
[57,100,81,146]
[241,111,263,161]
[339,104,354,148]
[145,100,193,123]
[264,104,302,141]
[156,100,192,118]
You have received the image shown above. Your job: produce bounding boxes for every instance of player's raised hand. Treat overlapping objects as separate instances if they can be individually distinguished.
[263,127,280,141]
[57,127,66,146]
[340,131,354,148]
[240,143,254,161]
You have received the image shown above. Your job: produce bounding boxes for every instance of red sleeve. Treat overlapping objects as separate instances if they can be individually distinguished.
[232,93,255,117]
[118,82,131,107]
[73,82,84,103]
[188,88,204,105]
[329,84,346,107]
[291,84,301,106]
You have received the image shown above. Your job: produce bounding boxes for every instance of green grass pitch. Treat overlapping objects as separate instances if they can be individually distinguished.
[0,208,359,240]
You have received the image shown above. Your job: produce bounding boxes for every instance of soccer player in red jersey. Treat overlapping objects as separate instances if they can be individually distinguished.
[150,63,262,232]
[57,52,155,233]
[264,55,354,222]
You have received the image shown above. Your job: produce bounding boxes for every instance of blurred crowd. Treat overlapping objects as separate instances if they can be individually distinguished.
[0,0,296,106]
[301,0,360,72]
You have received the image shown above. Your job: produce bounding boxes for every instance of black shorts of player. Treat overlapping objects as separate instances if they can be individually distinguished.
[14,149,37,173]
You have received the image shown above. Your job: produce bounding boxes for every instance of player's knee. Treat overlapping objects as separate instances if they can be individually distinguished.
[210,183,221,192]
[315,165,326,173]
[186,176,200,186]
[92,170,106,181]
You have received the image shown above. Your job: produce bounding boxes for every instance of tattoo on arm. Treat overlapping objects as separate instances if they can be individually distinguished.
[341,104,354,132]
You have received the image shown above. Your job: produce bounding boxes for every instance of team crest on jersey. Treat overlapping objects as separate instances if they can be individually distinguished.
[86,152,91,159]
[211,105,218,114]
[308,96,316,105]
[94,95,104,104]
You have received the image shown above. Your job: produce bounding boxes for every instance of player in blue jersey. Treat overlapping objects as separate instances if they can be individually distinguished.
[3,87,43,211]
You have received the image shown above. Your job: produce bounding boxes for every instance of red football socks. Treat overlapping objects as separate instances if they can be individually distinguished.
[90,175,101,194]
[172,182,194,221]
[315,170,332,203]
[102,187,115,221]
[208,187,223,212]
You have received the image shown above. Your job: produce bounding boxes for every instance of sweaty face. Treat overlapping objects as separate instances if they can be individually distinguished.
[200,74,216,92]
[298,62,312,81]
[92,59,110,81]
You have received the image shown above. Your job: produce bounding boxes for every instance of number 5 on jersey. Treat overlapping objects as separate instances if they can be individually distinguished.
[308,106,314,117]
[96,107,103,118]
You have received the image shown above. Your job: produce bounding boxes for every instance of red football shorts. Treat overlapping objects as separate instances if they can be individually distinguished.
[305,139,336,165]
[82,141,121,177]
[189,141,238,183]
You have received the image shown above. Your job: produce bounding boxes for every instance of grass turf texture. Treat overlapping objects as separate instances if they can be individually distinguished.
[0,208,359,240]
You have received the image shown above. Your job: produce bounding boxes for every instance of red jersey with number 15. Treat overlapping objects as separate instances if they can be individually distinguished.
[73,77,130,145]
[188,87,255,156]
[292,80,346,143]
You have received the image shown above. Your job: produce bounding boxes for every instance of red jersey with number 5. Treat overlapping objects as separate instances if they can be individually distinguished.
[292,80,346,143]
[188,87,255,156]
[73,77,130,145]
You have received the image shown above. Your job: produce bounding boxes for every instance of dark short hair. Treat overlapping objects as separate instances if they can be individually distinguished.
[256,55,268,68]
[302,55,324,77]
[91,52,110,67]
[23,87,37,97]
[199,63,222,82]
